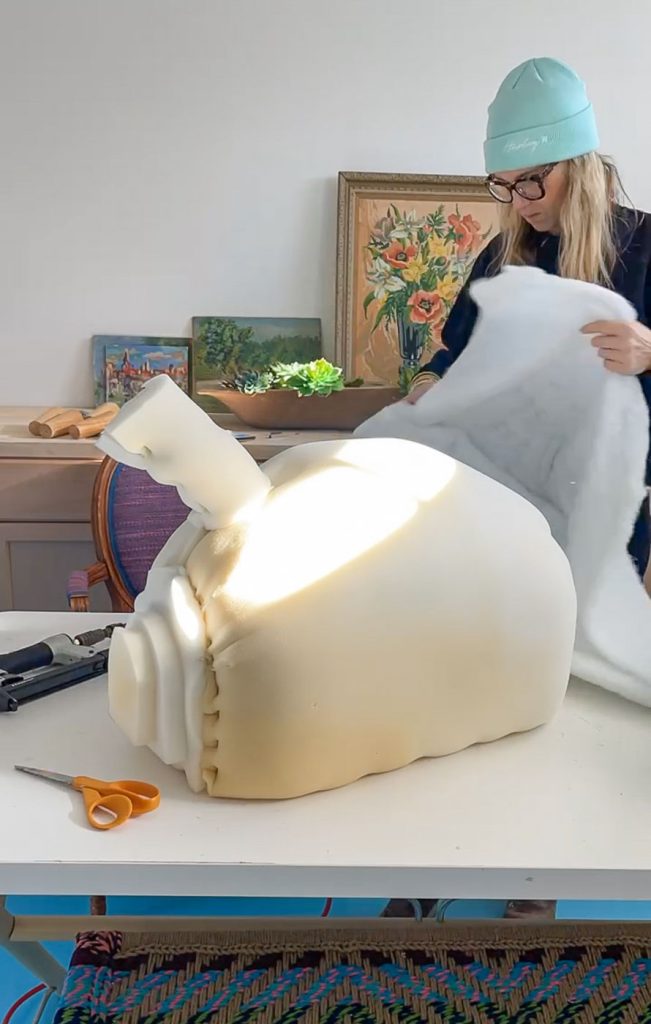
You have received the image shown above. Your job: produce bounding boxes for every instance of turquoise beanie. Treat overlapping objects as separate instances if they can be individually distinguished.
[484,58,599,173]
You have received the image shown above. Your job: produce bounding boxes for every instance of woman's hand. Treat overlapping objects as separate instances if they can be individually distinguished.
[404,378,436,404]
[582,320,651,374]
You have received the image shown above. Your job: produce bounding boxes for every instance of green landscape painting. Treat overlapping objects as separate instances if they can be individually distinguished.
[192,316,321,412]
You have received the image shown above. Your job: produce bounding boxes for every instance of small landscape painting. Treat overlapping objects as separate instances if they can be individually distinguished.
[92,336,192,407]
[192,317,321,412]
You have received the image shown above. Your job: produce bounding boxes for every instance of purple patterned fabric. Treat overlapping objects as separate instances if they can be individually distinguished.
[108,464,189,599]
[67,570,89,600]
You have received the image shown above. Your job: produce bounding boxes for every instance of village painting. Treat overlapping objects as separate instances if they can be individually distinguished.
[92,336,192,406]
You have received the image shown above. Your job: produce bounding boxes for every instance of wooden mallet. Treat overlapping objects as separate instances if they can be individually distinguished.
[68,405,119,439]
[32,403,119,439]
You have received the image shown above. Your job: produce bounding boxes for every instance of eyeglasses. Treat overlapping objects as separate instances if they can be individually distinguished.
[486,164,556,204]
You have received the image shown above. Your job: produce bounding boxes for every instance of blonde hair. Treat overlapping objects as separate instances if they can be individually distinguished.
[495,153,627,285]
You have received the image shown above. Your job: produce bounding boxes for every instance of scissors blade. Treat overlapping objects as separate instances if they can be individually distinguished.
[14,765,75,786]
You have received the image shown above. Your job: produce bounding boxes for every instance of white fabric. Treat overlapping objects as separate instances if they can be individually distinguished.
[356,266,651,706]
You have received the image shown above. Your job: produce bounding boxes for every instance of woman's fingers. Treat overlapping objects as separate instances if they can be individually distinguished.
[590,332,620,345]
[582,320,650,374]
[405,381,434,404]
[591,334,627,353]
[582,320,627,336]
[587,331,628,371]
[603,357,628,373]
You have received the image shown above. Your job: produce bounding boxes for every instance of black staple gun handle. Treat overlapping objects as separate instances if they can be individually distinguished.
[0,650,109,712]
[0,642,53,675]
[0,623,125,712]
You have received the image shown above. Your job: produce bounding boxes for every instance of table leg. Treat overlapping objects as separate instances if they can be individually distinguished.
[0,896,66,993]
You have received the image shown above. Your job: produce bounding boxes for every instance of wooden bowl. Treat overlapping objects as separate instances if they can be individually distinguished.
[197,385,402,431]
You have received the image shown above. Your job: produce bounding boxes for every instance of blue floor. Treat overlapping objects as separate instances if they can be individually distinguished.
[2,896,651,1022]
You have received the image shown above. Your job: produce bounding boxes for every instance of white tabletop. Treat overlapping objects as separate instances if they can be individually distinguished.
[0,612,649,901]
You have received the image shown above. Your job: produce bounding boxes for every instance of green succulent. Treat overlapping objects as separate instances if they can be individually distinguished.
[270,358,344,397]
[232,369,273,394]
[223,359,355,399]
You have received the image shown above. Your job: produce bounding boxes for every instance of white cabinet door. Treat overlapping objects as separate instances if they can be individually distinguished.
[0,522,111,612]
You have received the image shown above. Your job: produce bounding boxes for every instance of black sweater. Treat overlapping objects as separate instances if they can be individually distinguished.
[418,205,651,481]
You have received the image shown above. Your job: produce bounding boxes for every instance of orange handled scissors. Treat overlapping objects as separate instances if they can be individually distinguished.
[15,765,160,831]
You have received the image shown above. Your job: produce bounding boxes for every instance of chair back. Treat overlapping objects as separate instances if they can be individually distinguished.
[93,457,190,611]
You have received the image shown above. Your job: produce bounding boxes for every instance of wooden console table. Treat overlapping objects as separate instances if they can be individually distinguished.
[0,407,350,612]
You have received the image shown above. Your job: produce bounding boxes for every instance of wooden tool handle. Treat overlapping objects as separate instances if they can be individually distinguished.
[90,402,119,418]
[28,407,67,436]
[68,410,117,439]
[38,410,85,438]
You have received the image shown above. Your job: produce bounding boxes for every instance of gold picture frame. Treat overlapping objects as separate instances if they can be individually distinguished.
[334,172,497,389]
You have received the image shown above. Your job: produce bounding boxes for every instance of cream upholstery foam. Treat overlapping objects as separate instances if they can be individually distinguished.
[101,377,577,800]
[187,439,576,798]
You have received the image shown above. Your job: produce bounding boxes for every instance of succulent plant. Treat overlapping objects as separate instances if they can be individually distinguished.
[223,360,354,398]
[270,359,344,397]
[231,370,274,394]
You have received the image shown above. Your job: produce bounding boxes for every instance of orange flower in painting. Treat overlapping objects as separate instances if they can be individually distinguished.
[449,213,482,255]
[407,290,443,325]
[383,240,417,267]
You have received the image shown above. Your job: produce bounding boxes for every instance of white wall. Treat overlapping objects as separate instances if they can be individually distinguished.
[1,0,650,405]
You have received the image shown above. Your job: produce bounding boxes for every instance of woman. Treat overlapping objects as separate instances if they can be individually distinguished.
[408,56,651,578]
[384,56,651,923]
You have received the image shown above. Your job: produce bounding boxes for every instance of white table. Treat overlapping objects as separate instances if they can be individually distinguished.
[1,612,650,989]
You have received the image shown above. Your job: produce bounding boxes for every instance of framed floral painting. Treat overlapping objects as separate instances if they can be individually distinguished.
[335,172,498,391]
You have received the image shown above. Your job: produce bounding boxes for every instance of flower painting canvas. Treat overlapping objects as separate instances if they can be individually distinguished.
[92,335,192,407]
[335,173,497,391]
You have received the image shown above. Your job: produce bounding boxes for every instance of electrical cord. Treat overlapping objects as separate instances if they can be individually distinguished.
[2,983,49,1024]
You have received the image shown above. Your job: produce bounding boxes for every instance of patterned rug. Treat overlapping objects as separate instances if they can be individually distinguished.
[53,921,651,1023]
